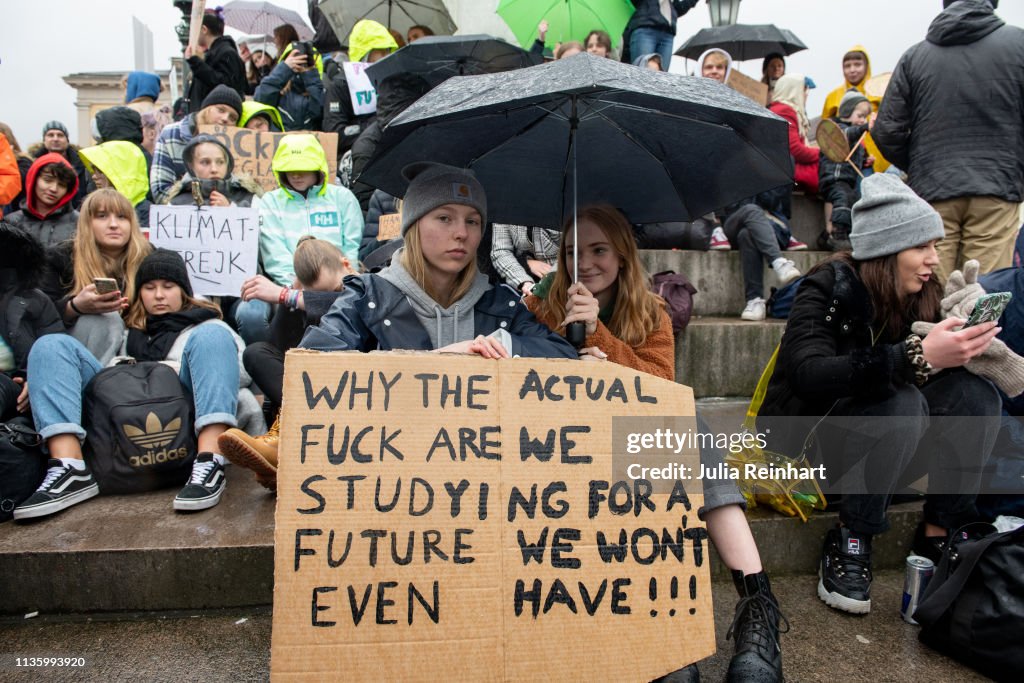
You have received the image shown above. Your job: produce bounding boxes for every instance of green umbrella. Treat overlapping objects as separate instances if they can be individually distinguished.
[497,0,634,50]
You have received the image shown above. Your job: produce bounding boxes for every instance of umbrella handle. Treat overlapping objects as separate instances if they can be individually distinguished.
[566,322,586,349]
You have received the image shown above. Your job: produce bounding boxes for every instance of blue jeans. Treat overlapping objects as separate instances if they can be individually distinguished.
[630,27,675,71]
[233,299,273,345]
[28,326,239,445]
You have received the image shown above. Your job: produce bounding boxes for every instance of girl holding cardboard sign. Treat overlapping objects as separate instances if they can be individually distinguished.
[526,204,787,683]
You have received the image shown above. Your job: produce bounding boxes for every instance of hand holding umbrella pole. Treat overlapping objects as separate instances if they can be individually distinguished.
[566,100,586,349]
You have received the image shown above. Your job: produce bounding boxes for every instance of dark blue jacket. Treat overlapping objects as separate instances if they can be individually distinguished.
[626,0,699,34]
[254,62,325,131]
[300,273,577,358]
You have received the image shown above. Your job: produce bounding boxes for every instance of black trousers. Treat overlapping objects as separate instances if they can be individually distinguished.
[817,370,1001,535]
[243,342,285,414]
[821,180,858,235]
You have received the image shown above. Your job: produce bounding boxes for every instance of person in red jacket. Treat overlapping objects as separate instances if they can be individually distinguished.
[769,73,819,195]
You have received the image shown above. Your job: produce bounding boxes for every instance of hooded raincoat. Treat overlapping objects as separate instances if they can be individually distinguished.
[79,141,152,225]
[163,135,263,208]
[252,134,363,285]
[239,101,284,132]
[5,153,80,249]
[822,45,890,172]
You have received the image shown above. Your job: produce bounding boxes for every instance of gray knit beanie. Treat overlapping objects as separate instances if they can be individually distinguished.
[850,174,944,261]
[400,162,487,237]
[42,120,68,138]
[838,88,869,120]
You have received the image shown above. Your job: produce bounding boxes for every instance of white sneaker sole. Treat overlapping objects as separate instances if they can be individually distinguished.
[741,311,766,321]
[173,486,225,512]
[13,483,100,520]
[817,569,871,614]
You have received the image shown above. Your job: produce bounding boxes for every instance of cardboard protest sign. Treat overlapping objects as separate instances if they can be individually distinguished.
[343,62,377,116]
[272,352,714,681]
[198,126,339,193]
[376,213,402,242]
[149,205,259,297]
[187,0,206,55]
[727,70,769,106]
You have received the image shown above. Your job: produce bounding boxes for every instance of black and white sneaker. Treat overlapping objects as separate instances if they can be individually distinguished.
[818,525,872,614]
[173,453,226,511]
[13,458,99,520]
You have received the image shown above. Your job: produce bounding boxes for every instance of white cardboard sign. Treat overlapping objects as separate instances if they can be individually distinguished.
[149,205,260,297]
[343,61,378,116]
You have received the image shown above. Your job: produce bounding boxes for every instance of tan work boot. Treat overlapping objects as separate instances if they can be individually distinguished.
[218,416,280,491]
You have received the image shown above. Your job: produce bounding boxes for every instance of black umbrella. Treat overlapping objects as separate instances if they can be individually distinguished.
[675,24,807,62]
[365,34,542,89]
[360,52,793,229]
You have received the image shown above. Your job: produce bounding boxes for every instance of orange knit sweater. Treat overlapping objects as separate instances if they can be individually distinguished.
[525,295,676,382]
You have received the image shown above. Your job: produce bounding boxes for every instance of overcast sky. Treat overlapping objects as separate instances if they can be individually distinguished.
[1,0,1022,148]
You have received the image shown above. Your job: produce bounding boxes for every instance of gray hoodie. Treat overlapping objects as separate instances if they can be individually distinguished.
[377,249,491,348]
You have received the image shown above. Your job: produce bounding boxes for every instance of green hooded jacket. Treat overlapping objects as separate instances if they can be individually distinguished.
[79,141,149,206]
[239,101,284,132]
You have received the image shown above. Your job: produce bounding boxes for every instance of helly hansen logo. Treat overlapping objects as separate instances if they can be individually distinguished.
[452,183,473,201]
[310,212,339,228]
[123,413,189,467]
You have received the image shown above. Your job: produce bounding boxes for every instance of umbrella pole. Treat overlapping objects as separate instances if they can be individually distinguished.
[567,97,586,349]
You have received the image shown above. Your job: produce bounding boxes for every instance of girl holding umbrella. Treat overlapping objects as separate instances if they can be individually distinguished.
[526,204,787,683]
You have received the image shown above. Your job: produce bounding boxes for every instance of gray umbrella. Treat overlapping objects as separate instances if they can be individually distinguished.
[365,35,542,89]
[675,24,807,62]
[359,52,793,229]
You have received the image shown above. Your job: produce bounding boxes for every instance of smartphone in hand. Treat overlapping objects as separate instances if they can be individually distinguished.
[94,277,119,295]
[963,292,1012,328]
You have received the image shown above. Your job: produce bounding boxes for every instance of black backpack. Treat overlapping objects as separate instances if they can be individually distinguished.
[650,271,698,333]
[83,362,196,494]
[915,523,1024,682]
[0,416,45,521]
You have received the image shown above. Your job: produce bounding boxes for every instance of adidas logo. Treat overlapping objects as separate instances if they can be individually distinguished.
[123,413,190,467]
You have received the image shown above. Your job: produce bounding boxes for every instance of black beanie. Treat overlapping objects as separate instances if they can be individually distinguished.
[135,249,193,299]
[200,85,243,119]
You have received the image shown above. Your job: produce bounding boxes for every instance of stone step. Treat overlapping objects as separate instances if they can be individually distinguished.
[676,317,785,398]
[0,463,924,614]
[642,249,830,317]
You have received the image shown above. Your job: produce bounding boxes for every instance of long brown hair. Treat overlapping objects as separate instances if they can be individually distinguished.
[535,204,665,347]
[125,287,221,330]
[814,252,941,339]
[70,189,152,306]
[400,223,478,309]
[294,235,352,287]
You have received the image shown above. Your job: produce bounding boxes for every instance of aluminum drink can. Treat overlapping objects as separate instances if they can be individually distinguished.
[901,555,935,624]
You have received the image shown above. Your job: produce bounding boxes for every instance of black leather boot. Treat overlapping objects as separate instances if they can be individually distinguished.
[726,570,788,683]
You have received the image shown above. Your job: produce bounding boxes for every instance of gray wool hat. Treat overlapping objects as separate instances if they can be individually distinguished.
[850,174,944,261]
[838,88,869,120]
[400,162,487,237]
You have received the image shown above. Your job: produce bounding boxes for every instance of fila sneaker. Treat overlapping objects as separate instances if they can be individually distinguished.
[13,459,99,520]
[818,525,873,614]
[173,453,226,511]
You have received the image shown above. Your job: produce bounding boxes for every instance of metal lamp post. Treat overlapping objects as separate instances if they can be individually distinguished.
[708,0,742,26]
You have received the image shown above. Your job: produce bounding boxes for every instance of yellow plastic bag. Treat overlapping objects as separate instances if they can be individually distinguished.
[725,346,827,522]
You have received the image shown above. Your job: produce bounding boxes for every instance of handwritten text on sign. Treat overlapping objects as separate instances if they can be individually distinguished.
[149,205,259,297]
[272,352,713,682]
[343,61,377,116]
[197,126,339,193]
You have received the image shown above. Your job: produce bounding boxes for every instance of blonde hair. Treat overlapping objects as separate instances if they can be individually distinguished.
[535,204,664,347]
[294,235,352,287]
[125,288,221,330]
[400,223,478,309]
[703,52,729,68]
[70,189,152,308]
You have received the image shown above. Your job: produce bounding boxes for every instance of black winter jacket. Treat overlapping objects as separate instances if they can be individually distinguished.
[4,202,79,250]
[186,35,248,112]
[300,273,578,359]
[873,0,1024,203]
[360,189,398,261]
[626,0,698,34]
[759,260,917,421]
[322,59,375,160]
[819,119,870,189]
[0,224,65,375]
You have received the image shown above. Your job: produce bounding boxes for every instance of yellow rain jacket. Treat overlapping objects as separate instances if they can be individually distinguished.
[822,45,890,172]
[348,19,398,63]
[239,101,285,132]
[79,141,149,206]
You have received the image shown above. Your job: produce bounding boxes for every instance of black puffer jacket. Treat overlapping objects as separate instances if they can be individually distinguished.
[0,223,65,375]
[626,0,698,34]
[759,259,917,421]
[873,0,1024,202]
[186,35,248,112]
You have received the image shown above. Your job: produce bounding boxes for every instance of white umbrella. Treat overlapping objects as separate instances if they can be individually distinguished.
[317,0,456,46]
[222,0,314,40]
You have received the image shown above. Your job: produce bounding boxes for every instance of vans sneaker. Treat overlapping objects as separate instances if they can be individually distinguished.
[710,227,732,250]
[174,453,226,511]
[13,459,99,520]
[786,236,808,251]
[741,298,767,321]
[818,525,872,614]
[771,258,801,285]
